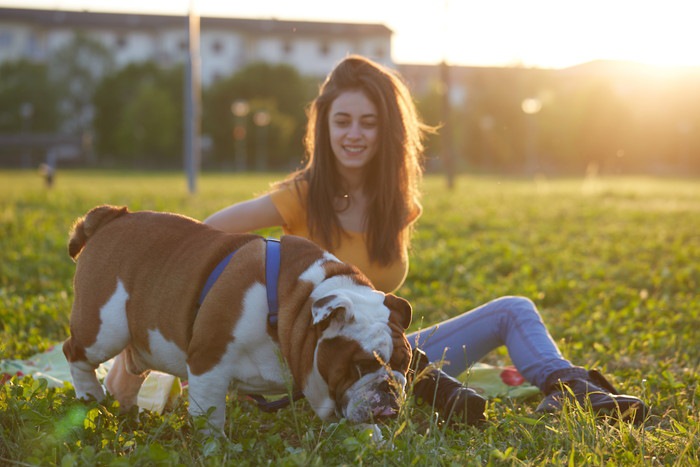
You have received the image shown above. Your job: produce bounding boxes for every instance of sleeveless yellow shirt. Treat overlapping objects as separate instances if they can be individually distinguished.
[269,181,419,293]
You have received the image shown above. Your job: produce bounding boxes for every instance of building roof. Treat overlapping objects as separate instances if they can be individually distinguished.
[0,7,393,36]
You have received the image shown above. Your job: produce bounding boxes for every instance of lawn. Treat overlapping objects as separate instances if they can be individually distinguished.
[1,170,698,465]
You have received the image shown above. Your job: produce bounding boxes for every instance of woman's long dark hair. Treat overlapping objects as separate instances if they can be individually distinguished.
[287,55,430,265]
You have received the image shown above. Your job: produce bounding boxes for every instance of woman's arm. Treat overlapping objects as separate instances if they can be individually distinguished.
[204,194,284,233]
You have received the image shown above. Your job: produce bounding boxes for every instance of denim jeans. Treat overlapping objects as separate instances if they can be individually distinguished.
[406,296,574,390]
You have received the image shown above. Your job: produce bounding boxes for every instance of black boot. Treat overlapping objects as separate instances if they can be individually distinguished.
[410,348,486,425]
[536,367,647,424]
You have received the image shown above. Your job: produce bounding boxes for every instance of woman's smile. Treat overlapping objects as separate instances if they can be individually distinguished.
[329,89,379,172]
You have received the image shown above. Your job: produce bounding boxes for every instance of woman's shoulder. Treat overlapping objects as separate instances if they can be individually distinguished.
[271,176,309,197]
[269,177,309,228]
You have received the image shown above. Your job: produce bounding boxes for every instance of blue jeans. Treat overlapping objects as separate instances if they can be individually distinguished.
[406,296,574,391]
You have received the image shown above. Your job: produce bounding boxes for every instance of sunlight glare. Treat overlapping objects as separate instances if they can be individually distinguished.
[5,0,700,69]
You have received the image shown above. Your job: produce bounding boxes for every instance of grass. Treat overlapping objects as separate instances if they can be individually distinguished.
[1,169,698,465]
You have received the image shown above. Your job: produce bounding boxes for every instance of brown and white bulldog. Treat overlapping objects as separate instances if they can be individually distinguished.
[63,205,412,432]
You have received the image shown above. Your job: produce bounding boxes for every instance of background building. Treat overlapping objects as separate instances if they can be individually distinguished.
[0,7,393,84]
[1,6,698,175]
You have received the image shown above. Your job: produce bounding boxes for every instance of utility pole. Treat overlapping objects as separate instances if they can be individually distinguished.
[440,0,455,190]
[440,59,455,190]
[183,2,201,194]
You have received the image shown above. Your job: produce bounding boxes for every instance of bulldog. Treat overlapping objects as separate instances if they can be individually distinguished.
[63,205,412,432]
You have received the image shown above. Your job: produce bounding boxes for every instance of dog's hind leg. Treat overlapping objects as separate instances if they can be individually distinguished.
[63,337,106,401]
[65,278,132,403]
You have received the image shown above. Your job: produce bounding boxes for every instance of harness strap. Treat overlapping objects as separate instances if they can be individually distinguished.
[265,238,281,327]
[198,238,279,309]
[197,238,305,412]
[247,391,306,413]
[254,238,304,412]
[198,250,237,306]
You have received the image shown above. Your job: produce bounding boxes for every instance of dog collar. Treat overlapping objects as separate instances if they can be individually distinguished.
[198,238,281,330]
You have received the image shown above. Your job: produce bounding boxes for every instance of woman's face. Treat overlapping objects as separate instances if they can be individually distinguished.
[328,89,379,174]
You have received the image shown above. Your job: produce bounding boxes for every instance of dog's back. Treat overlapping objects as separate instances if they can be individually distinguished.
[63,205,261,394]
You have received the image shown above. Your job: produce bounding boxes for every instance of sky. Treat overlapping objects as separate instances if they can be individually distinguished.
[3,0,699,69]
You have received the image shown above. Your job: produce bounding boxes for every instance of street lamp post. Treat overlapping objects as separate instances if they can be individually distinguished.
[20,102,33,168]
[231,100,250,171]
[439,0,455,190]
[253,110,271,171]
[183,3,201,194]
[440,60,455,190]
[521,97,542,175]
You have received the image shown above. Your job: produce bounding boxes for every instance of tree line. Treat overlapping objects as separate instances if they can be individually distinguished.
[1,34,699,174]
[437,63,700,175]
[0,35,315,170]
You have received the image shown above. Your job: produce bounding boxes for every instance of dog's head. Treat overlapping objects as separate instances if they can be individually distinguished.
[305,288,412,423]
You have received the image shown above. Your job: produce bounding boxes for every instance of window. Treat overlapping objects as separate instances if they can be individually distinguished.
[319,41,329,56]
[0,31,12,48]
[211,40,223,53]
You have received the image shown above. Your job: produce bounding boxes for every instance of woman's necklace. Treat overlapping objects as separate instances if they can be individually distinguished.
[334,193,353,212]
[335,192,352,212]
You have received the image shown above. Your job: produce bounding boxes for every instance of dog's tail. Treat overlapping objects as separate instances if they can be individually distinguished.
[68,205,129,260]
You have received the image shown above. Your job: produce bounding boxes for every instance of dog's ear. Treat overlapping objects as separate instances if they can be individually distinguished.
[384,293,412,330]
[311,293,354,325]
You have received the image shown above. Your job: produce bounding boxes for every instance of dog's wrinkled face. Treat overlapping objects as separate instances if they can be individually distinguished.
[307,289,412,423]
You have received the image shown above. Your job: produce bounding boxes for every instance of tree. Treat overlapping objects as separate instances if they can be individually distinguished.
[203,62,315,169]
[0,60,60,133]
[48,32,114,134]
[93,63,183,166]
[115,82,180,164]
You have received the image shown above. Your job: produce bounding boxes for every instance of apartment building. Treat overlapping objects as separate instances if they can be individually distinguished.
[0,7,394,84]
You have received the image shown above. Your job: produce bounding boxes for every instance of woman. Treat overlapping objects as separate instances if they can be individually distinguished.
[108,55,646,425]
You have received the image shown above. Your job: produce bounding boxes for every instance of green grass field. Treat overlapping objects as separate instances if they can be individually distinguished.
[1,170,698,465]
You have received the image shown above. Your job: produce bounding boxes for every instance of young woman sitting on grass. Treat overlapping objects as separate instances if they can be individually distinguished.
[109,55,648,426]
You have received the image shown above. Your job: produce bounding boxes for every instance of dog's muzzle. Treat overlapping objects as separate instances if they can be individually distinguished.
[340,371,406,423]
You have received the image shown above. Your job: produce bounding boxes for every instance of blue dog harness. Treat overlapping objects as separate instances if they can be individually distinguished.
[198,238,303,411]
[199,238,280,327]
[198,250,236,306]
[264,238,281,326]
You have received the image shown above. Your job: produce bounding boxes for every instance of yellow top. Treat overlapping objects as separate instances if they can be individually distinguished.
[269,181,418,293]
